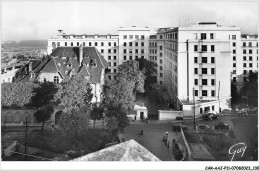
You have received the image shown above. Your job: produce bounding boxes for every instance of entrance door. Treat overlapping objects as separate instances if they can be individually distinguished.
[140,112,144,120]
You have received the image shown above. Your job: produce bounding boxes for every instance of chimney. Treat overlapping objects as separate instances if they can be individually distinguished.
[79,44,83,65]
[29,62,32,72]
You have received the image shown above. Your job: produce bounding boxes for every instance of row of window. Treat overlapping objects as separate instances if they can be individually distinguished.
[194,57,215,64]
[242,42,258,47]
[123,49,144,53]
[194,79,215,86]
[123,35,145,39]
[124,42,145,47]
[232,63,253,68]
[150,56,157,61]
[100,49,117,54]
[150,49,157,54]
[194,90,215,97]
[108,56,117,60]
[194,68,215,75]
[108,62,117,66]
[166,42,178,51]
[55,41,117,47]
[233,56,258,61]
[242,49,258,54]
[106,69,117,73]
[123,56,144,60]
[199,33,215,40]
[165,32,178,40]
[194,45,215,53]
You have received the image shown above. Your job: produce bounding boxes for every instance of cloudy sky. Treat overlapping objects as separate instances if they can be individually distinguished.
[1,0,258,41]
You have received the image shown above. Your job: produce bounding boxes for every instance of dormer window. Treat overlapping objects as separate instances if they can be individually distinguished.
[67,64,72,68]
[93,63,97,68]
[30,72,35,79]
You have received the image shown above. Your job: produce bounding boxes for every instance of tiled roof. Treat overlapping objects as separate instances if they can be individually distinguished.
[13,47,108,84]
[71,139,160,161]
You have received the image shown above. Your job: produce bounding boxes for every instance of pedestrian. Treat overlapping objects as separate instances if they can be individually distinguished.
[134,115,136,121]
[145,117,148,124]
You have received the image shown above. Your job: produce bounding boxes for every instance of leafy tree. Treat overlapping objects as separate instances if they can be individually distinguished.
[34,105,54,131]
[58,106,90,137]
[1,82,39,108]
[136,58,157,76]
[90,107,104,128]
[30,81,59,108]
[117,60,145,93]
[239,72,258,107]
[54,75,93,108]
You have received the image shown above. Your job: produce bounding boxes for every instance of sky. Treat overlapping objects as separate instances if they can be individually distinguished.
[1,0,259,41]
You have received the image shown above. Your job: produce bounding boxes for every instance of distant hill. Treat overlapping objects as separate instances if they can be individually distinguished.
[2,40,48,49]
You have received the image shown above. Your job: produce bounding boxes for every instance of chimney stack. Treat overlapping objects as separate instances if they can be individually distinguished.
[79,44,83,65]
[29,62,32,72]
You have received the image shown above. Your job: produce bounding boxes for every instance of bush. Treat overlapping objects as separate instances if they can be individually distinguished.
[176,116,183,120]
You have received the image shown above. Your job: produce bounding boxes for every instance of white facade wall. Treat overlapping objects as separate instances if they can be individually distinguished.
[1,67,18,83]
[38,72,62,83]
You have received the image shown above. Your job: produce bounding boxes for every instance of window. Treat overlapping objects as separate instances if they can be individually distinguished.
[202,68,207,74]
[101,42,104,46]
[233,42,236,47]
[194,57,198,63]
[202,45,207,52]
[249,63,252,67]
[211,90,215,97]
[160,73,163,77]
[95,42,98,46]
[249,56,252,61]
[89,42,92,46]
[114,42,117,46]
[243,56,246,61]
[202,57,207,63]
[129,42,132,46]
[141,35,145,39]
[233,63,236,67]
[129,56,132,60]
[160,66,163,70]
[212,105,215,111]
[141,42,144,46]
[123,35,127,39]
[124,49,127,53]
[108,42,111,46]
[108,62,111,66]
[194,45,198,52]
[211,68,215,74]
[108,49,111,53]
[114,56,116,60]
[76,42,79,46]
[194,79,198,85]
[243,77,247,82]
[243,42,246,46]
[249,42,252,47]
[141,49,144,53]
[135,49,138,53]
[135,56,138,60]
[114,62,117,66]
[202,79,207,85]
[249,50,252,54]
[233,56,236,61]
[211,57,215,63]
[124,56,126,60]
[160,59,163,64]
[232,35,236,40]
[65,42,67,46]
[233,50,236,54]
[135,35,139,39]
[233,77,236,82]
[243,50,246,54]
[201,33,207,40]
[71,42,73,46]
[101,49,104,53]
[202,90,207,96]
[114,49,116,53]
[210,33,214,39]
[160,35,163,39]
[108,75,111,80]
[159,53,163,57]
[123,42,126,46]
[83,42,85,46]
[54,76,59,83]
[211,79,215,85]
[114,69,117,73]
[233,70,236,74]
[243,70,247,74]
[194,68,198,74]
[129,49,133,53]
[160,46,163,50]
[243,63,246,67]
[43,78,46,82]
[249,70,252,73]
[195,90,198,96]
[108,56,111,60]
[135,42,138,46]
[129,35,133,39]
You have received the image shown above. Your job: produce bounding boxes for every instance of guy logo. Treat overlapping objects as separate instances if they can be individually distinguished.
[228,142,247,161]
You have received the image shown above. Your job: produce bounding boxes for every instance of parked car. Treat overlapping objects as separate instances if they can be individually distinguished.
[203,113,220,121]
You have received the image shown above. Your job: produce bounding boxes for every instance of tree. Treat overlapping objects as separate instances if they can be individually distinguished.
[30,81,59,108]
[136,58,157,76]
[58,106,90,137]
[90,107,104,128]
[1,82,39,108]
[117,60,145,93]
[239,72,258,107]
[34,105,54,131]
[54,75,93,108]
[231,82,240,106]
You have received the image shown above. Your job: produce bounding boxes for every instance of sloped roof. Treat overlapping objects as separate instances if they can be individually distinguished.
[71,139,160,161]
[13,47,108,84]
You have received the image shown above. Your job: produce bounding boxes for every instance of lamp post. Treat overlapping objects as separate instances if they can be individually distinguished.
[192,87,196,130]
